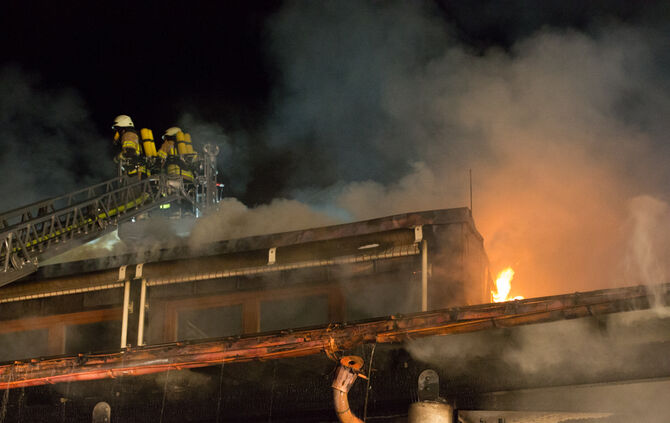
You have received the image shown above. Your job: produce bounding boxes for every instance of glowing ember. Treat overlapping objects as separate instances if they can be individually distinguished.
[491,267,524,302]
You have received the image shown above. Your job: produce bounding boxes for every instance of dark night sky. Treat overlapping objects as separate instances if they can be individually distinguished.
[2,1,657,128]
[2,1,280,132]
[0,0,668,205]
[2,1,670,295]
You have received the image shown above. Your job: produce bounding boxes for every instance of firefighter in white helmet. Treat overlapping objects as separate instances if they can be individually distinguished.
[112,114,146,178]
[160,127,183,178]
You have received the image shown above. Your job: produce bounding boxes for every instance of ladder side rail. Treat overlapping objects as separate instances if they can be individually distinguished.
[50,210,70,249]
[56,175,127,211]
[99,194,114,221]
[17,221,37,253]
[0,176,177,267]
[41,215,55,250]
[0,177,156,235]
[9,228,35,266]
[67,207,81,242]
[51,210,67,238]
[0,191,118,249]
[18,211,59,252]
[0,176,127,223]
[0,196,111,262]
[120,184,130,211]
[31,191,184,264]
[111,189,124,218]
[87,186,95,203]
[61,208,73,242]
[0,191,187,283]
[0,203,82,248]
[0,175,127,221]
[2,236,10,272]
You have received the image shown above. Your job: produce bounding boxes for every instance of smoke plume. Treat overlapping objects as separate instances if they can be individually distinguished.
[407,307,670,420]
[0,65,112,211]
[177,113,254,196]
[6,0,670,303]
[189,197,338,249]
[259,0,670,297]
[625,195,670,308]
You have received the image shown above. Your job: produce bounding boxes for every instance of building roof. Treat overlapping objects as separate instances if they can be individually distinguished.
[2,208,478,300]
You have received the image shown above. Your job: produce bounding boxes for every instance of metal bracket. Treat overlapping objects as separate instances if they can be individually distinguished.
[92,401,111,423]
[417,369,439,402]
[135,263,144,279]
[414,225,423,243]
[268,247,276,265]
[118,265,127,281]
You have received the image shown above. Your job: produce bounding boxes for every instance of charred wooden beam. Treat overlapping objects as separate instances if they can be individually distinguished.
[0,283,666,390]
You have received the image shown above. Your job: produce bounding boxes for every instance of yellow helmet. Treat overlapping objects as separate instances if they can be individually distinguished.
[162,126,182,140]
[112,114,134,129]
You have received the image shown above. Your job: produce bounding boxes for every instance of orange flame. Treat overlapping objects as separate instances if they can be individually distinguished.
[491,267,524,302]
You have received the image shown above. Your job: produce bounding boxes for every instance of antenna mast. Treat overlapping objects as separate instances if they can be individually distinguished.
[469,168,473,215]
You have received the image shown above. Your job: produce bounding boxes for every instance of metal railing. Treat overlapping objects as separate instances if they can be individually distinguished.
[0,175,193,287]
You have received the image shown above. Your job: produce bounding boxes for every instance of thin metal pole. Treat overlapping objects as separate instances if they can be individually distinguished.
[363,343,377,422]
[120,281,130,349]
[137,279,147,346]
[469,168,473,214]
[421,239,428,312]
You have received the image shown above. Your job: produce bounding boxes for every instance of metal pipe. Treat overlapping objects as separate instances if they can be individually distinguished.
[120,280,130,349]
[332,356,364,423]
[422,239,428,312]
[146,244,420,287]
[137,279,146,346]
[0,282,124,304]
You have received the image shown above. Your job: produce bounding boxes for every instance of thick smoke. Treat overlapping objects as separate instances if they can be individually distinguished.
[406,308,670,421]
[189,197,338,249]
[177,113,253,196]
[8,0,670,303]
[625,195,670,308]
[0,65,112,211]
[260,0,670,297]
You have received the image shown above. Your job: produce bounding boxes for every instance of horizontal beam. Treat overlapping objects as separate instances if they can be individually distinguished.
[0,283,667,390]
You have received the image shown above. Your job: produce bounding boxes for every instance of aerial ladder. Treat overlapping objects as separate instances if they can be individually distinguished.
[0,145,220,288]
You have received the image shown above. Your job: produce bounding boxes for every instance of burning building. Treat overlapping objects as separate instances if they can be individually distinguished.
[0,197,669,422]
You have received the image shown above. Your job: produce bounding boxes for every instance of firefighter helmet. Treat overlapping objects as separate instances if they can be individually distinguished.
[162,126,182,140]
[112,115,134,129]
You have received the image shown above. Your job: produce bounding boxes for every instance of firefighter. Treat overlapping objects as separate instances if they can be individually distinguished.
[160,126,181,178]
[112,115,146,178]
[175,131,194,183]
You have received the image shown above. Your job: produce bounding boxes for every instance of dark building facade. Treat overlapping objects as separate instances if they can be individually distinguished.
[0,208,489,364]
[1,208,667,422]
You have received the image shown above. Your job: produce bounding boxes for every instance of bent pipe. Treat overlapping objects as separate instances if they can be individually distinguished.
[332,356,365,423]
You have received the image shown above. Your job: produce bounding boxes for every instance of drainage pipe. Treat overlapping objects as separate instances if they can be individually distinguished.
[421,239,428,311]
[332,356,365,423]
[120,280,130,349]
[137,279,147,346]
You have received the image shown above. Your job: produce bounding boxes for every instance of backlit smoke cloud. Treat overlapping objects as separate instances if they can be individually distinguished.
[189,197,338,249]
[407,308,670,421]
[263,0,670,297]
[625,195,670,308]
[177,113,254,196]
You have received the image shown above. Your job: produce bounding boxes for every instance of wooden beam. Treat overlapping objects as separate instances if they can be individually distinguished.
[0,283,665,390]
